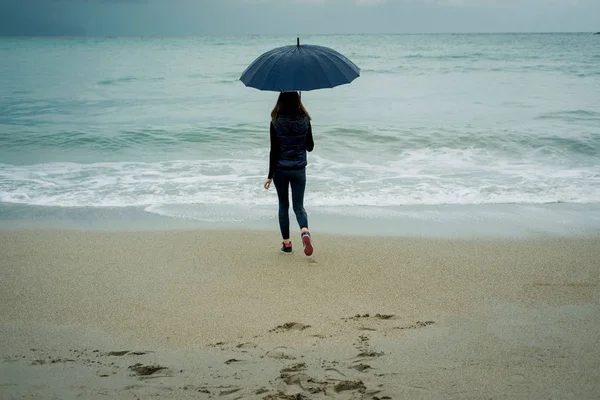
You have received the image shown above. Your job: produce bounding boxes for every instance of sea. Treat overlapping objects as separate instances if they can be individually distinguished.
[1,33,600,237]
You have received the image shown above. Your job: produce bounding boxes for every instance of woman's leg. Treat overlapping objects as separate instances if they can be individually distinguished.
[289,169,308,231]
[289,168,313,255]
[273,170,291,240]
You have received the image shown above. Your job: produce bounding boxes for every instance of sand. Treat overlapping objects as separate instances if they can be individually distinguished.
[1,229,599,399]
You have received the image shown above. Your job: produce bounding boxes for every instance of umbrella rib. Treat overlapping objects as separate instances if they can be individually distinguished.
[307,46,359,87]
[309,48,344,88]
[308,49,334,89]
[242,45,292,90]
[262,52,290,90]
[240,47,279,85]
[260,52,286,91]
[313,46,360,83]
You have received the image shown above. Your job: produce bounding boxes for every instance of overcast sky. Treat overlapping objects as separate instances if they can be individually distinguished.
[1,0,599,36]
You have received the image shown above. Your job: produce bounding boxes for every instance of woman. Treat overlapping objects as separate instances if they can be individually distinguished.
[263,91,314,256]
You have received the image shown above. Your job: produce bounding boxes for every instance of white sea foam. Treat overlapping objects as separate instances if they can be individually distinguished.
[1,149,599,222]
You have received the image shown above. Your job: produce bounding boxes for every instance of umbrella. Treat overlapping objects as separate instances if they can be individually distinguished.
[240,38,360,92]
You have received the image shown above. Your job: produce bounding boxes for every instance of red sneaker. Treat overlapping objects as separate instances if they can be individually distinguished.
[302,232,313,256]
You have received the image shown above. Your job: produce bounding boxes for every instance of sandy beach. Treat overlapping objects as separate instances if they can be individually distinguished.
[1,229,599,399]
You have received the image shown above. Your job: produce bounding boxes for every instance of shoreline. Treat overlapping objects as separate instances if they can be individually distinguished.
[2,202,600,239]
[2,229,599,398]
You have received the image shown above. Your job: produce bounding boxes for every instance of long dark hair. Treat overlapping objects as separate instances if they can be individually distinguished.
[271,91,311,122]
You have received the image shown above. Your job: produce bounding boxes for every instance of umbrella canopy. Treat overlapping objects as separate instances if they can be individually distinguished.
[240,38,360,92]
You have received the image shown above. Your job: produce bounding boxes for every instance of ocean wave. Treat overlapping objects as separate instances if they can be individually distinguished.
[1,155,599,210]
[359,63,598,76]
[0,124,267,152]
[98,76,164,85]
[535,110,600,123]
[352,68,401,74]
[403,52,487,60]
[98,77,138,85]
[319,127,600,158]
[575,72,600,77]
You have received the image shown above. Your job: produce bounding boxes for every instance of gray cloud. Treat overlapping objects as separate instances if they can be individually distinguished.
[1,0,598,36]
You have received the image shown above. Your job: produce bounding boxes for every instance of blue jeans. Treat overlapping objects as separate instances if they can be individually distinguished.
[273,168,309,240]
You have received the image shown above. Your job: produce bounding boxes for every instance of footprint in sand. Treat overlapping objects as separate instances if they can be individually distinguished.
[107,350,151,356]
[281,372,312,386]
[342,313,398,331]
[269,365,369,398]
[269,322,311,333]
[351,363,371,372]
[107,350,130,356]
[359,326,377,331]
[356,351,385,358]
[343,313,396,321]
[281,362,307,372]
[128,363,167,376]
[219,388,242,396]
[224,358,247,365]
[236,342,257,349]
[279,370,329,395]
[353,334,384,359]
[182,385,212,394]
[334,380,366,393]
[266,347,296,360]
[394,320,436,330]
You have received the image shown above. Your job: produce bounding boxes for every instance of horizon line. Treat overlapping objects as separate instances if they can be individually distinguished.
[1,31,597,39]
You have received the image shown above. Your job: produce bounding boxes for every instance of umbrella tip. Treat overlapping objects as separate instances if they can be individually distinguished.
[297,37,300,46]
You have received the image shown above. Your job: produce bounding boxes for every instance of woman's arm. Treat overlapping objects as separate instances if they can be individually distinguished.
[267,122,279,179]
[306,122,314,152]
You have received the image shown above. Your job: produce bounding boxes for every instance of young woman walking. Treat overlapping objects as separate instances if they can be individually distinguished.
[263,91,314,256]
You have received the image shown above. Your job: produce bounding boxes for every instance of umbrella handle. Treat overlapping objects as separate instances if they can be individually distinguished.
[297,38,301,99]
[297,37,301,99]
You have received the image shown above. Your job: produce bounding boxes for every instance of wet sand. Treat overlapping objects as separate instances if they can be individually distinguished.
[1,229,599,399]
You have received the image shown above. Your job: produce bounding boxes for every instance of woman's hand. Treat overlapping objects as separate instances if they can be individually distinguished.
[264,179,272,190]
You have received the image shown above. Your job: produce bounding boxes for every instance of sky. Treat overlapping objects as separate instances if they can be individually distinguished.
[1,0,599,36]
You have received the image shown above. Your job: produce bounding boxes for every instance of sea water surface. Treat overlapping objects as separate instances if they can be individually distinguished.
[1,34,600,237]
